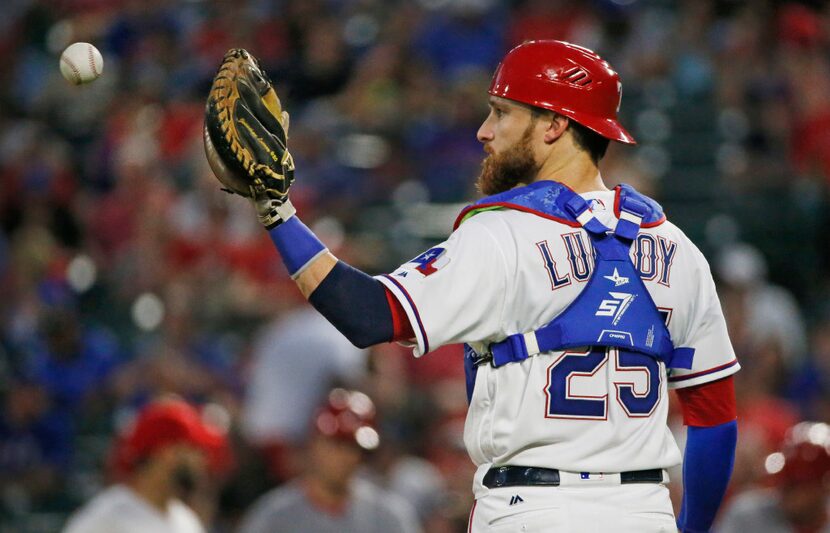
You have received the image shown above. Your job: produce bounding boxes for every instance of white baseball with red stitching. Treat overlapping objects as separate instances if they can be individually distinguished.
[59,42,104,85]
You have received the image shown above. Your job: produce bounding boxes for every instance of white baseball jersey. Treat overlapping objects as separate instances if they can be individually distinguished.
[377,188,740,498]
[63,485,205,533]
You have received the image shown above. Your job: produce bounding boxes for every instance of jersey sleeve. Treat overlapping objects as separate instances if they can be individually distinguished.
[668,244,740,389]
[376,216,509,357]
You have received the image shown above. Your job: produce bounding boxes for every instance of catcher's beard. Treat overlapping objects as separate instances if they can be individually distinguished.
[476,123,541,196]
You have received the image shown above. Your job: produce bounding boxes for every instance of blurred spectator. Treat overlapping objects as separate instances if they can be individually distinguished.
[419,412,476,532]
[413,1,505,79]
[786,313,830,422]
[717,421,830,533]
[0,378,71,507]
[63,398,231,533]
[284,17,354,105]
[718,243,807,495]
[241,306,368,481]
[364,343,468,530]
[716,243,806,464]
[239,388,421,533]
[28,307,122,410]
[369,447,448,529]
[507,0,598,47]
[716,243,808,369]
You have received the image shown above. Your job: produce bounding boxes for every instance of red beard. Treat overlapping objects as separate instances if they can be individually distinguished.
[476,126,541,196]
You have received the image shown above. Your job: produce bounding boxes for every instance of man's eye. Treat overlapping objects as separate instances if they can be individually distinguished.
[495,108,504,118]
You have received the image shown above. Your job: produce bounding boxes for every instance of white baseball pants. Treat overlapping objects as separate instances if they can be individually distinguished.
[468,483,676,532]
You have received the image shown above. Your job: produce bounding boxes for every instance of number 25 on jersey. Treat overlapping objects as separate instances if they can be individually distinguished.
[545,347,661,419]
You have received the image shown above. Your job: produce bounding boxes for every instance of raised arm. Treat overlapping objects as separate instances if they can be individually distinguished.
[202,48,412,348]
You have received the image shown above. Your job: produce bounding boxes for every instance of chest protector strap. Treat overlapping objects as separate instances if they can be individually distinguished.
[486,188,695,370]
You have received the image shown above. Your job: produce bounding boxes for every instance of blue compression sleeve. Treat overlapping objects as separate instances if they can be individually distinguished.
[678,420,737,533]
[308,261,393,348]
[268,217,327,277]
[267,215,393,347]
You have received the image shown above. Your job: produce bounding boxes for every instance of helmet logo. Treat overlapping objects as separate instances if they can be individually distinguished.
[561,66,593,87]
[617,82,623,113]
[545,67,592,87]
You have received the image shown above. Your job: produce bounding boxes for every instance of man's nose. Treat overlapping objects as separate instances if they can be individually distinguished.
[477,121,493,143]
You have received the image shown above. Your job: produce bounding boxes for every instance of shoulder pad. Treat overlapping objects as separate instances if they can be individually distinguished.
[614,184,665,227]
[454,182,578,229]
[454,181,666,229]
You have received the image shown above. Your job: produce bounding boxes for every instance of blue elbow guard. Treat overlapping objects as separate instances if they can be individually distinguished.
[308,261,393,348]
[678,419,738,532]
[268,217,327,277]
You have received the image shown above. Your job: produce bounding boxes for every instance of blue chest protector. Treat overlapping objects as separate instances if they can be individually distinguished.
[459,182,695,402]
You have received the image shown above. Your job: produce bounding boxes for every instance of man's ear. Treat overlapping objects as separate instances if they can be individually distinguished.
[543,113,569,144]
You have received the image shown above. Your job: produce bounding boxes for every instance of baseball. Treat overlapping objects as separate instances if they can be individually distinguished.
[60,42,104,85]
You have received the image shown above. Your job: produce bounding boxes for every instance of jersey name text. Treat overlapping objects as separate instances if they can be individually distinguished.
[537,233,678,290]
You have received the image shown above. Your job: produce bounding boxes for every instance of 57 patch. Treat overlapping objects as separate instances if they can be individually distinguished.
[409,247,450,276]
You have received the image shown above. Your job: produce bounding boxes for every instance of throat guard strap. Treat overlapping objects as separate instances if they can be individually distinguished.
[615,195,647,241]
[564,195,611,236]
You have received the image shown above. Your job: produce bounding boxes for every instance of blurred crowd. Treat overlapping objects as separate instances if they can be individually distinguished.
[2,0,830,531]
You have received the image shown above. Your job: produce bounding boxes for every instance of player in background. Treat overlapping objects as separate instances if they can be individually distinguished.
[213,40,739,532]
[238,388,422,533]
[717,421,830,533]
[62,398,230,533]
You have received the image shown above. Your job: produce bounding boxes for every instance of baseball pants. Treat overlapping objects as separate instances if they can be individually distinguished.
[468,482,676,532]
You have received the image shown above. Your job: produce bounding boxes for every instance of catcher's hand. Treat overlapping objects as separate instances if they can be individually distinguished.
[204,49,296,226]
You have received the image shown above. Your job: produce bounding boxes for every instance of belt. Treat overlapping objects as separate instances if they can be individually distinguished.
[483,466,666,489]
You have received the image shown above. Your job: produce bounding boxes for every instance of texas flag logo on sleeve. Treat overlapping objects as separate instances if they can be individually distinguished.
[408,247,450,276]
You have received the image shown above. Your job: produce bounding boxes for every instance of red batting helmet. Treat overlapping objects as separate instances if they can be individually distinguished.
[313,388,380,451]
[489,40,636,144]
[766,421,830,487]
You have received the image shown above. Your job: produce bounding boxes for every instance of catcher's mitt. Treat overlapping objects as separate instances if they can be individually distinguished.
[204,49,294,201]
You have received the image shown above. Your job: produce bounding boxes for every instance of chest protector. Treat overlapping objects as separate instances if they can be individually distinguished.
[456,181,695,402]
